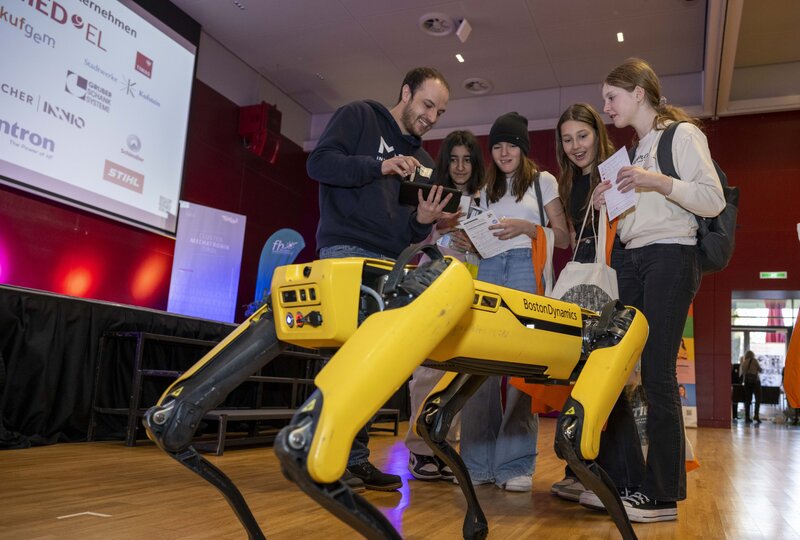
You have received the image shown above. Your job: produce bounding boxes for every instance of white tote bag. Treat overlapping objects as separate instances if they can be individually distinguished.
[551,202,618,312]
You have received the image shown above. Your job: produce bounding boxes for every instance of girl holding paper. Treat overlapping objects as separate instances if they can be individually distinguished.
[459,112,568,492]
[589,58,725,522]
[406,129,484,482]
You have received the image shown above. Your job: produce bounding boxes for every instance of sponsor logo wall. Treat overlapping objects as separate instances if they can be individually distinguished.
[0,0,195,234]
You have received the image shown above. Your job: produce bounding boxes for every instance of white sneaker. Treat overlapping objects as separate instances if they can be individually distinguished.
[550,476,585,502]
[579,488,633,511]
[501,474,532,492]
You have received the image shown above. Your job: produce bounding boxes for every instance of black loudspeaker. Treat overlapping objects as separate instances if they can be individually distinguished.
[238,102,282,164]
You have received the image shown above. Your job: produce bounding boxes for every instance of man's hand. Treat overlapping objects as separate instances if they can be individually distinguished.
[381,155,422,178]
[416,185,453,225]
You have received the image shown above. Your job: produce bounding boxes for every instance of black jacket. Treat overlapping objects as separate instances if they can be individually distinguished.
[307,100,433,258]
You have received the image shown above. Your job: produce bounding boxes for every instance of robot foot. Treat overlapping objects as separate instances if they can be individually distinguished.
[168,447,266,540]
[275,424,401,540]
[555,414,637,540]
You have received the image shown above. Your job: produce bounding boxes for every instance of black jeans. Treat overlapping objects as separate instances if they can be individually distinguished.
[602,241,702,502]
[743,376,761,420]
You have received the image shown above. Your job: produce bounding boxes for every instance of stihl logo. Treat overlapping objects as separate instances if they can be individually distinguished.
[103,159,143,193]
[377,136,394,155]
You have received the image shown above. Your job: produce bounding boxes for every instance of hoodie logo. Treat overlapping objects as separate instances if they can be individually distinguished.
[378,136,394,155]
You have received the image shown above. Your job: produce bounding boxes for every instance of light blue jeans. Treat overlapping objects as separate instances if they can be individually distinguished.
[460,248,539,485]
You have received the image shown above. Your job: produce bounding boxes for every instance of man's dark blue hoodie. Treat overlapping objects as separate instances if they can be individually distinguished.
[307,99,434,259]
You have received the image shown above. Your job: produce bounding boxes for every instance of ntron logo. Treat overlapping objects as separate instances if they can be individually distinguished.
[0,116,55,153]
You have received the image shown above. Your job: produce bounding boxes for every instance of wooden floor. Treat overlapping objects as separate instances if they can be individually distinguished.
[3,415,800,539]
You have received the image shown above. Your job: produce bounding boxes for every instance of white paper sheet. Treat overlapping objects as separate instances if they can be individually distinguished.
[598,147,637,221]
[461,210,506,259]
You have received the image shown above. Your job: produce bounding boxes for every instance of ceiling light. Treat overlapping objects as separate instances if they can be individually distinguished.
[455,54,465,63]
[617,32,624,43]
[232,0,245,9]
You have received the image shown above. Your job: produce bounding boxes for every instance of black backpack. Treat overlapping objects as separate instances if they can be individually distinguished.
[630,122,740,274]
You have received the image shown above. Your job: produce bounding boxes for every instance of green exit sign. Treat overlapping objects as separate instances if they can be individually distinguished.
[760,271,788,279]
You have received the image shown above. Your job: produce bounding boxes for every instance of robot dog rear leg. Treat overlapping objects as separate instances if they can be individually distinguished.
[416,371,490,540]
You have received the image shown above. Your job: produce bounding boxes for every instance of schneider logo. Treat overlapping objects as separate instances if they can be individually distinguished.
[103,159,144,193]
[65,70,111,112]
[0,5,56,47]
[522,298,578,321]
[120,134,143,162]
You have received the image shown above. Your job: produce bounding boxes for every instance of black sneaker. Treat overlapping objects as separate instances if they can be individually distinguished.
[408,453,441,481]
[579,487,633,511]
[621,491,678,523]
[341,469,366,493]
[348,461,402,491]
[435,456,455,482]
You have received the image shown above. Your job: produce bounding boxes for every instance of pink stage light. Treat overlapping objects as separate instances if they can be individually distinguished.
[131,255,168,302]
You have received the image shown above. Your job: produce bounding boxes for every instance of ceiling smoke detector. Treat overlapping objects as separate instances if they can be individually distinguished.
[463,77,493,95]
[419,13,455,37]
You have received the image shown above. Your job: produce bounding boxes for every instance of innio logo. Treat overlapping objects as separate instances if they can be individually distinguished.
[0,5,56,48]
[39,99,86,129]
[65,70,111,113]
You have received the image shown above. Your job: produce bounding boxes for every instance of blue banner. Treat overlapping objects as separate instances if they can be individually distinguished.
[251,229,305,311]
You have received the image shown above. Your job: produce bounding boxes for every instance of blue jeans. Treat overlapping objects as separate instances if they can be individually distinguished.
[460,248,539,484]
[604,241,701,501]
[319,244,390,466]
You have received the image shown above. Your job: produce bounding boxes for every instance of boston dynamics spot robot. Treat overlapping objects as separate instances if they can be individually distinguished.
[143,245,648,540]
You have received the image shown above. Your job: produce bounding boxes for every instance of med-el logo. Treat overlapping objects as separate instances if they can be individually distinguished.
[0,5,56,48]
[65,71,112,113]
[120,134,143,162]
[103,159,144,193]
[135,52,153,79]
[38,99,85,129]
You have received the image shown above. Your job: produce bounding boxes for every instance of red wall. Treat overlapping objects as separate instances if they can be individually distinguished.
[0,80,319,321]
[2,79,798,427]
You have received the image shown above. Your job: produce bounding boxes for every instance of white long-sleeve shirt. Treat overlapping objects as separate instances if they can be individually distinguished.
[618,122,726,249]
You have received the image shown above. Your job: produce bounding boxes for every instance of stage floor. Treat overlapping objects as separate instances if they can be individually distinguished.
[2,417,799,539]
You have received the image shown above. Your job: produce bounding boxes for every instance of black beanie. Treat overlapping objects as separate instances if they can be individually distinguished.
[489,112,530,155]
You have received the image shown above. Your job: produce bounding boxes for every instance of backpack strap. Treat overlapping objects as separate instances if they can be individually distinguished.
[533,172,545,226]
[655,121,686,179]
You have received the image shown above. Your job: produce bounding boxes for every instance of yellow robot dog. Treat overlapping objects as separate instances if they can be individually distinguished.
[144,244,647,540]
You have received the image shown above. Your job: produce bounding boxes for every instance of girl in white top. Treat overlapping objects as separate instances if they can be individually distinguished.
[460,112,568,493]
[591,58,725,523]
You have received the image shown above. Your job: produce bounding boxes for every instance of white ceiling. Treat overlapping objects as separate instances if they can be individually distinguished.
[169,0,800,144]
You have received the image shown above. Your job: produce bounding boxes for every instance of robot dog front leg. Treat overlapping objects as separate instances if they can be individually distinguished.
[555,301,648,540]
[143,306,286,540]
[275,258,476,539]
